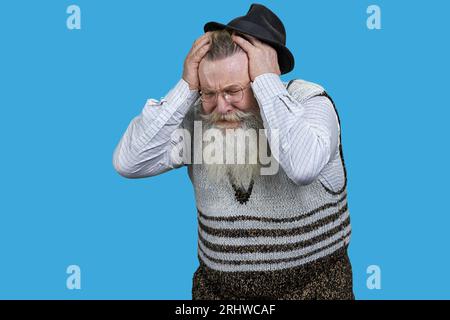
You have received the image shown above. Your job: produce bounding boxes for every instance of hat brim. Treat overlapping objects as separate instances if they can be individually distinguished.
[204,21,295,75]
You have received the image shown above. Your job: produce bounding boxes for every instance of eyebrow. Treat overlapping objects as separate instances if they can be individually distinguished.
[203,83,243,91]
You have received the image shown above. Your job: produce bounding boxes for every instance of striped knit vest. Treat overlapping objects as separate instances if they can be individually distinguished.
[185,79,351,295]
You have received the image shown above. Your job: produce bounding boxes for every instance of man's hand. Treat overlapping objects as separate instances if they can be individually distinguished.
[232,34,281,81]
[182,32,212,90]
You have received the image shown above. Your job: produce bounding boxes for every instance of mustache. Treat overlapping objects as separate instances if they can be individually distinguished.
[200,109,259,125]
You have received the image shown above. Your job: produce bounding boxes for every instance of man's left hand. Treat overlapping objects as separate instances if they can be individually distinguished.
[232,34,281,81]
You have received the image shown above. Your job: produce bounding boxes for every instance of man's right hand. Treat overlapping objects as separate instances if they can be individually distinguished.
[182,32,212,90]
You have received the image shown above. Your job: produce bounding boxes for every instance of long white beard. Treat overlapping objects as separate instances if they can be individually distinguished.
[200,109,264,190]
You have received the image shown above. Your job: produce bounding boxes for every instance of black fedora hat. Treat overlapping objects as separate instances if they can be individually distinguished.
[204,3,294,74]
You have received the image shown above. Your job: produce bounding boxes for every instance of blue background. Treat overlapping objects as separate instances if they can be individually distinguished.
[0,0,449,299]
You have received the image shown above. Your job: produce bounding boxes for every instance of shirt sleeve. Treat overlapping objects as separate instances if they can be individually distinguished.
[112,78,199,178]
[251,73,340,185]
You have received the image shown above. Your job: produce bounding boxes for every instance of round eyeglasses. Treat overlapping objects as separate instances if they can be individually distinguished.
[199,83,251,105]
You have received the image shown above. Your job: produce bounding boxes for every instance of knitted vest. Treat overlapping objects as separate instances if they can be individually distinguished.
[184,79,351,295]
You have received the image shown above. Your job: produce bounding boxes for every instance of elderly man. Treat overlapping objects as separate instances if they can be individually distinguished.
[113,4,354,300]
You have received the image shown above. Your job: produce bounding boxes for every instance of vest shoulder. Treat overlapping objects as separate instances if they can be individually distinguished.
[285,79,326,103]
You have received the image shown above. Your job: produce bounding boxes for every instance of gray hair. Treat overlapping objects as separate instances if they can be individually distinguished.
[204,29,244,61]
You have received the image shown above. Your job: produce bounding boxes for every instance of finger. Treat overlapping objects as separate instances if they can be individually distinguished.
[236,33,261,47]
[193,42,211,60]
[193,38,211,53]
[194,37,210,51]
[243,35,259,45]
[253,39,272,50]
[246,36,269,50]
[192,34,211,52]
[190,40,210,57]
[193,35,210,49]
[231,35,254,52]
[199,31,212,42]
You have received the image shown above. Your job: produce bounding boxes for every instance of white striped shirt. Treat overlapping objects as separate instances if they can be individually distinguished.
[113,73,344,192]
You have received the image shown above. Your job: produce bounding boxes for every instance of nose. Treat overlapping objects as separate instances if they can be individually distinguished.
[215,93,234,115]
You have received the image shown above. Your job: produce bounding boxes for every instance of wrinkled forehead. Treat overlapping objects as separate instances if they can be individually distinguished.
[198,52,250,90]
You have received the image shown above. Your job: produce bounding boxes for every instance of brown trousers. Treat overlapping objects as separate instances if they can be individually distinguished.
[192,250,355,300]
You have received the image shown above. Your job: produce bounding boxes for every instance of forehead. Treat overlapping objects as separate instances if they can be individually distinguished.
[198,52,249,89]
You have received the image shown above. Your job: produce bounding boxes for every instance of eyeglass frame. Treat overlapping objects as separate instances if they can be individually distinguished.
[198,82,252,105]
